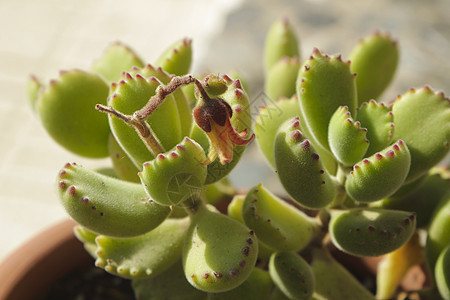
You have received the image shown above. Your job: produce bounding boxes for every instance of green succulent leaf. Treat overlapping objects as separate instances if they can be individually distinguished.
[310,248,375,300]
[133,260,208,300]
[108,73,182,167]
[328,106,369,166]
[356,100,394,156]
[269,251,315,300]
[297,48,357,152]
[254,95,302,168]
[348,32,399,104]
[108,134,140,183]
[128,64,193,137]
[435,245,450,300]
[73,225,98,258]
[242,184,319,252]
[154,38,192,76]
[91,42,144,83]
[426,194,450,275]
[345,140,411,202]
[139,137,207,206]
[58,162,170,237]
[95,217,190,279]
[208,268,273,300]
[373,167,450,228]
[183,205,258,293]
[264,19,300,73]
[265,57,300,101]
[329,208,417,257]
[274,117,336,209]
[37,69,110,158]
[392,86,450,183]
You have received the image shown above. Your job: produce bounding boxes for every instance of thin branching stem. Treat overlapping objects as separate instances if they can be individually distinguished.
[96,75,207,155]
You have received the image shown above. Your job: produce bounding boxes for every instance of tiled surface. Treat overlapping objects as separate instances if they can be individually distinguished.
[1,0,449,262]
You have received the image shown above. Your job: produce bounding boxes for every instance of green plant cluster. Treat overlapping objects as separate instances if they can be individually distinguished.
[28,18,449,300]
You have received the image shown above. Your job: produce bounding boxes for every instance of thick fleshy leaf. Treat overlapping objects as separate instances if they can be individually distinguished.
[345,140,410,202]
[356,100,394,156]
[328,106,369,166]
[254,95,302,168]
[269,251,315,300]
[265,57,300,100]
[435,245,450,300]
[139,137,207,206]
[132,261,208,300]
[128,64,192,137]
[154,38,192,76]
[274,117,336,209]
[209,268,273,300]
[392,86,450,183]
[37,70,110,158]
[91,42,144,83]
[297,49,357,152]
[57,162,170,237]
[310,248,375,300]
[108,73,182,167]
[183,205,258,293]
[95,217,190,279]
[264,19,300,73]
[426,194,450,275]
[329,208,416,257]
[108,134,140,183]
[242,184,319,252]
[349,32,399,104]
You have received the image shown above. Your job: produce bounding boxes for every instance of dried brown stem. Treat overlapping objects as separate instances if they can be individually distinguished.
[96,75,207,156]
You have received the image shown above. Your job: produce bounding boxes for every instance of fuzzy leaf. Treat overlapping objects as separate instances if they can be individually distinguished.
[95,217,190,279]
[392,86,450,182]
[426,194,450,275]
[349,32,399,104]
[242,184,319,252]
[264,19,300,73]
[435,245,450,300]
[139,137,207,206]
[269,251,315,300]
[310,248,375,300]
[265,57,300,100]
[108,73,182,167]
[128,64,193,137]
[133,261,208,300]
[329,208,417,257]
[373,167,450,228]
[297,49,357,152]
[345,140,410,202]
[209,268,273,300]
[274,117,336,209]
[91,42,144,83]
[108,134,140,183]
[254,96,302,168]
[356,99,394,156]
[154,38,192,76]
[183,205,258,292]
[58,162,170,237]
[328,106,369,166]
[37,70,110,158]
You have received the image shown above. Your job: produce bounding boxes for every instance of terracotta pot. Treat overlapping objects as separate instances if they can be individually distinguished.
[0,219,92,300]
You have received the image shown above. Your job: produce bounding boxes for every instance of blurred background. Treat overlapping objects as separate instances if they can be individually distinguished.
[1,0,449,261]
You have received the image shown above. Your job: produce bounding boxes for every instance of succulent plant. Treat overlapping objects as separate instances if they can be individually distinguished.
[28,17,449,300]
